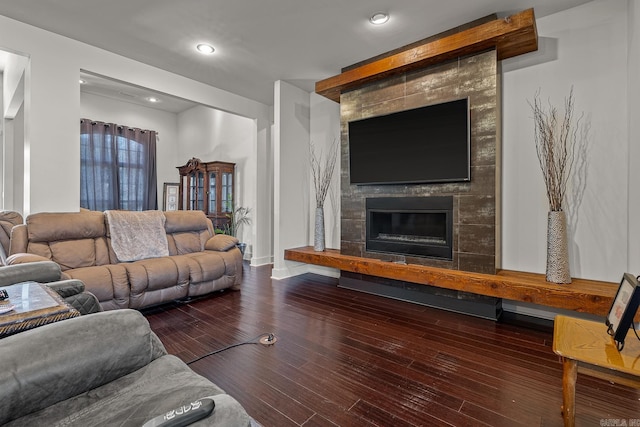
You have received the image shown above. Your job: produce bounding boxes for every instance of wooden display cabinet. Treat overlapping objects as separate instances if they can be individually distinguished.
[177,158,235,230]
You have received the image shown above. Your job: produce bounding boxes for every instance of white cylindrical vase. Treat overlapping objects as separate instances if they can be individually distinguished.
[314,207,325,252]
[546,211,571,284]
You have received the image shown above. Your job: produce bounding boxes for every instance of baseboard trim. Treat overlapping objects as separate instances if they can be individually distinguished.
[250,255,273,267]
[308,265,340,278]
[271,262,309,280]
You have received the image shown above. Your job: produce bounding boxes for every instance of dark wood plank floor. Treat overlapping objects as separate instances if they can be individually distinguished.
[144,263,640,426]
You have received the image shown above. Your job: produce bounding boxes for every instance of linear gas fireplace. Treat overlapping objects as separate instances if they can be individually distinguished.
[366,196,453,260]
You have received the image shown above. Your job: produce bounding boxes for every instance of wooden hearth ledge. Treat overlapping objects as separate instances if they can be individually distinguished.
[284,247,617,317]
[316,8,538,102]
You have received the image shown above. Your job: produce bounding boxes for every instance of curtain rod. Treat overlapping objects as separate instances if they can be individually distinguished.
[80,118,157,134]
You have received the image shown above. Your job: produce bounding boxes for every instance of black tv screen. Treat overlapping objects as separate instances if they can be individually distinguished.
[348,98,470,185]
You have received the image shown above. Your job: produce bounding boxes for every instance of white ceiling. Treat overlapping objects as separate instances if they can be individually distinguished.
[79,71,198,114]
[0,0,592,107]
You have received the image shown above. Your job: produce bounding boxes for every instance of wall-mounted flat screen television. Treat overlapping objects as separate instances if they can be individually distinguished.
[348,97,470,185]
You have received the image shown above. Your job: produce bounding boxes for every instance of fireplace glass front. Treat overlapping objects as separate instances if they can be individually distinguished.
[366,196,453,260]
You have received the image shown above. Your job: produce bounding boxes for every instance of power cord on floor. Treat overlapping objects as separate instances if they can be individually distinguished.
[186,333,277,365]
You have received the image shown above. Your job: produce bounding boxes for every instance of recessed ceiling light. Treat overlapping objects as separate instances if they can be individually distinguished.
[79,79,86,84]
[196,43,215,54]
[147,97,160,103]
[369,12,390,25]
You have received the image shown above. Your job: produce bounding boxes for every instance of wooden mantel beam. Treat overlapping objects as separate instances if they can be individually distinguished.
[315,8,538,103]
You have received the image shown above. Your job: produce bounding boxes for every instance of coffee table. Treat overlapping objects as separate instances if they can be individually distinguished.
[0,281,80,338]
[553,314,640,427]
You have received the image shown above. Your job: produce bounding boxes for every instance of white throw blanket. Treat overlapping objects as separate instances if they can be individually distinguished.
[105,210,169,262]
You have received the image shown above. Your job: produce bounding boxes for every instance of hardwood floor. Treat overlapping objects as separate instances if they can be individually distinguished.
[144,263,640,426]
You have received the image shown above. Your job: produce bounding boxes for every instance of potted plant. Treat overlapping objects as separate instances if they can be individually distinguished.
[223,204,251,256]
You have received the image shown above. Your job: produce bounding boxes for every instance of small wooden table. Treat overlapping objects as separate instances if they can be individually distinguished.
[0,281,80,338]
[553,315,640,427]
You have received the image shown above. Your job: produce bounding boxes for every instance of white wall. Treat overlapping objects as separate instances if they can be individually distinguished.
[628,0,640,275]
[309,93,341,248]
[2,51,27,119]
[1,51,27,214]
[0,14,272,262]
[0,75,3,207]
[80,92,179,207]
[308,92,341,277]
[270,86,341,278]
[271,81,312,278]
[11,103,23,214]
[177,105,256,256]
[502,0,630,282]
[252,115,274,266]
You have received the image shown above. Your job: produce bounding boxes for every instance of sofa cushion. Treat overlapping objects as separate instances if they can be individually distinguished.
[64,265,130,310]
[165,211,214,255]
[5,356,251,427]
[205,234,239,251]
[22,211,110,269]
[164,210,211,233]
[0,310,167,425]
[26,211,105,242]
[49,239,97,269]
[181,252,227,283]
[170,230,209,254]
[125,257,190,309]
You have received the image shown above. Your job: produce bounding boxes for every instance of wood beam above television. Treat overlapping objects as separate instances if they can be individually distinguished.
[315,8,538,103]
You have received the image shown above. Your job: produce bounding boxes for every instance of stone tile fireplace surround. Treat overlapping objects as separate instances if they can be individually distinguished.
[339,50,501,317]
[341,49,501,274]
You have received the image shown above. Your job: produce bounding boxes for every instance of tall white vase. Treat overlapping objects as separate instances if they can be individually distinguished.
[546,211,571,284]
[314,206,325,252]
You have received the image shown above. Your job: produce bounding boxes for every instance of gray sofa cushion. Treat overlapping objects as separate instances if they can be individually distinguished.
[0,309,251,426]
[5,356,250,427]
[0,310,166,424]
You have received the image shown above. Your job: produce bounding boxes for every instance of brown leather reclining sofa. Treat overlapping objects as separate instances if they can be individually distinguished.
[6,210,243,311]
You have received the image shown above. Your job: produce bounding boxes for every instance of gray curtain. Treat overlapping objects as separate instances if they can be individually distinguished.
[80,119,157,211]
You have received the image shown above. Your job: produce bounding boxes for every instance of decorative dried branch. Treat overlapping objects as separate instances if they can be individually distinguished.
[529,87,581,212]
[310,139,339,208]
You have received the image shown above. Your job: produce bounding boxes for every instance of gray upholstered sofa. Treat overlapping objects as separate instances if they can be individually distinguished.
[6,210,243,311]
[0,309,253,426]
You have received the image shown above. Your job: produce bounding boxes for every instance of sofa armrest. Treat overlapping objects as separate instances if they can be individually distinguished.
[0,309,167,425]
[205,234,238,251]
[0,260,61,287]
[8,223,27,255]
[5,252,52,266]
[46,279,85,298]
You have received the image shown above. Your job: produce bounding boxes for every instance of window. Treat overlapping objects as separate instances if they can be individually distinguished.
[80,119,157,211]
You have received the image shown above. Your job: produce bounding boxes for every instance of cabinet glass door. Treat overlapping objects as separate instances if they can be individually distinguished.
[221,172,233,212]
[189,172,204,211]
[209,172,216,214]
